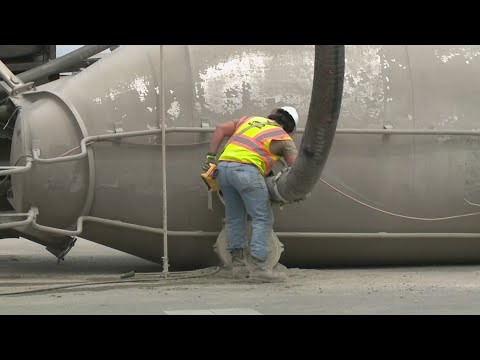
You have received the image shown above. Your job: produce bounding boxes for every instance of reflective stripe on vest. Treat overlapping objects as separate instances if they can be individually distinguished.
[228,135,276,172]
[255,128,290,142]
[219,116,292,176]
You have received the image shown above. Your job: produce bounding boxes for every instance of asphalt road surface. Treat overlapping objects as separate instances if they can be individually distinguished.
[2,237,480,315]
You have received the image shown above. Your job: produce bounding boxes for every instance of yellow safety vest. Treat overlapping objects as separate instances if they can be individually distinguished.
[218,116,292,176]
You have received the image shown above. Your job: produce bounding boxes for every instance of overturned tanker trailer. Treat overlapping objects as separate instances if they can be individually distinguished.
[0,45,343,270]
[2,45,480,270]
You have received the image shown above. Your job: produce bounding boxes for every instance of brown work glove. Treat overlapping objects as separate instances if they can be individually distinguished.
[202,153,217,172]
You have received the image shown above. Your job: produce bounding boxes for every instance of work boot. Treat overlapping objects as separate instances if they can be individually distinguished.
[230,249,248,278]
[248,256,287,282]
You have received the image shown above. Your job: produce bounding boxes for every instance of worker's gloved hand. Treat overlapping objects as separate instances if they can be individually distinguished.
[202,153,217,172]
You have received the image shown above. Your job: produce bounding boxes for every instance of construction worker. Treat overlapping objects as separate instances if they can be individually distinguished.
[203,107,299,282]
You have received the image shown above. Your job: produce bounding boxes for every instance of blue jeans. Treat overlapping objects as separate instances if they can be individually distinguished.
[216,161,273,261]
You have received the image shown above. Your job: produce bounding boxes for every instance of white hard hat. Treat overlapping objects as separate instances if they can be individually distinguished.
[280,106,299,128]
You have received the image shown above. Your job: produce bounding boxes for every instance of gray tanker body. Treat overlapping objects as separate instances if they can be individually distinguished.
[3,45,480,269]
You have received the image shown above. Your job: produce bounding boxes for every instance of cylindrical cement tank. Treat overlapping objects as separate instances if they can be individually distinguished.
[6,45,480,269]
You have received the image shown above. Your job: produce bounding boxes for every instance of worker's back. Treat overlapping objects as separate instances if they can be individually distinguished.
[219,116,293,176]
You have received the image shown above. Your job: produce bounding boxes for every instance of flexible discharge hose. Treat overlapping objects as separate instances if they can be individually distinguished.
[266,45,345,203]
